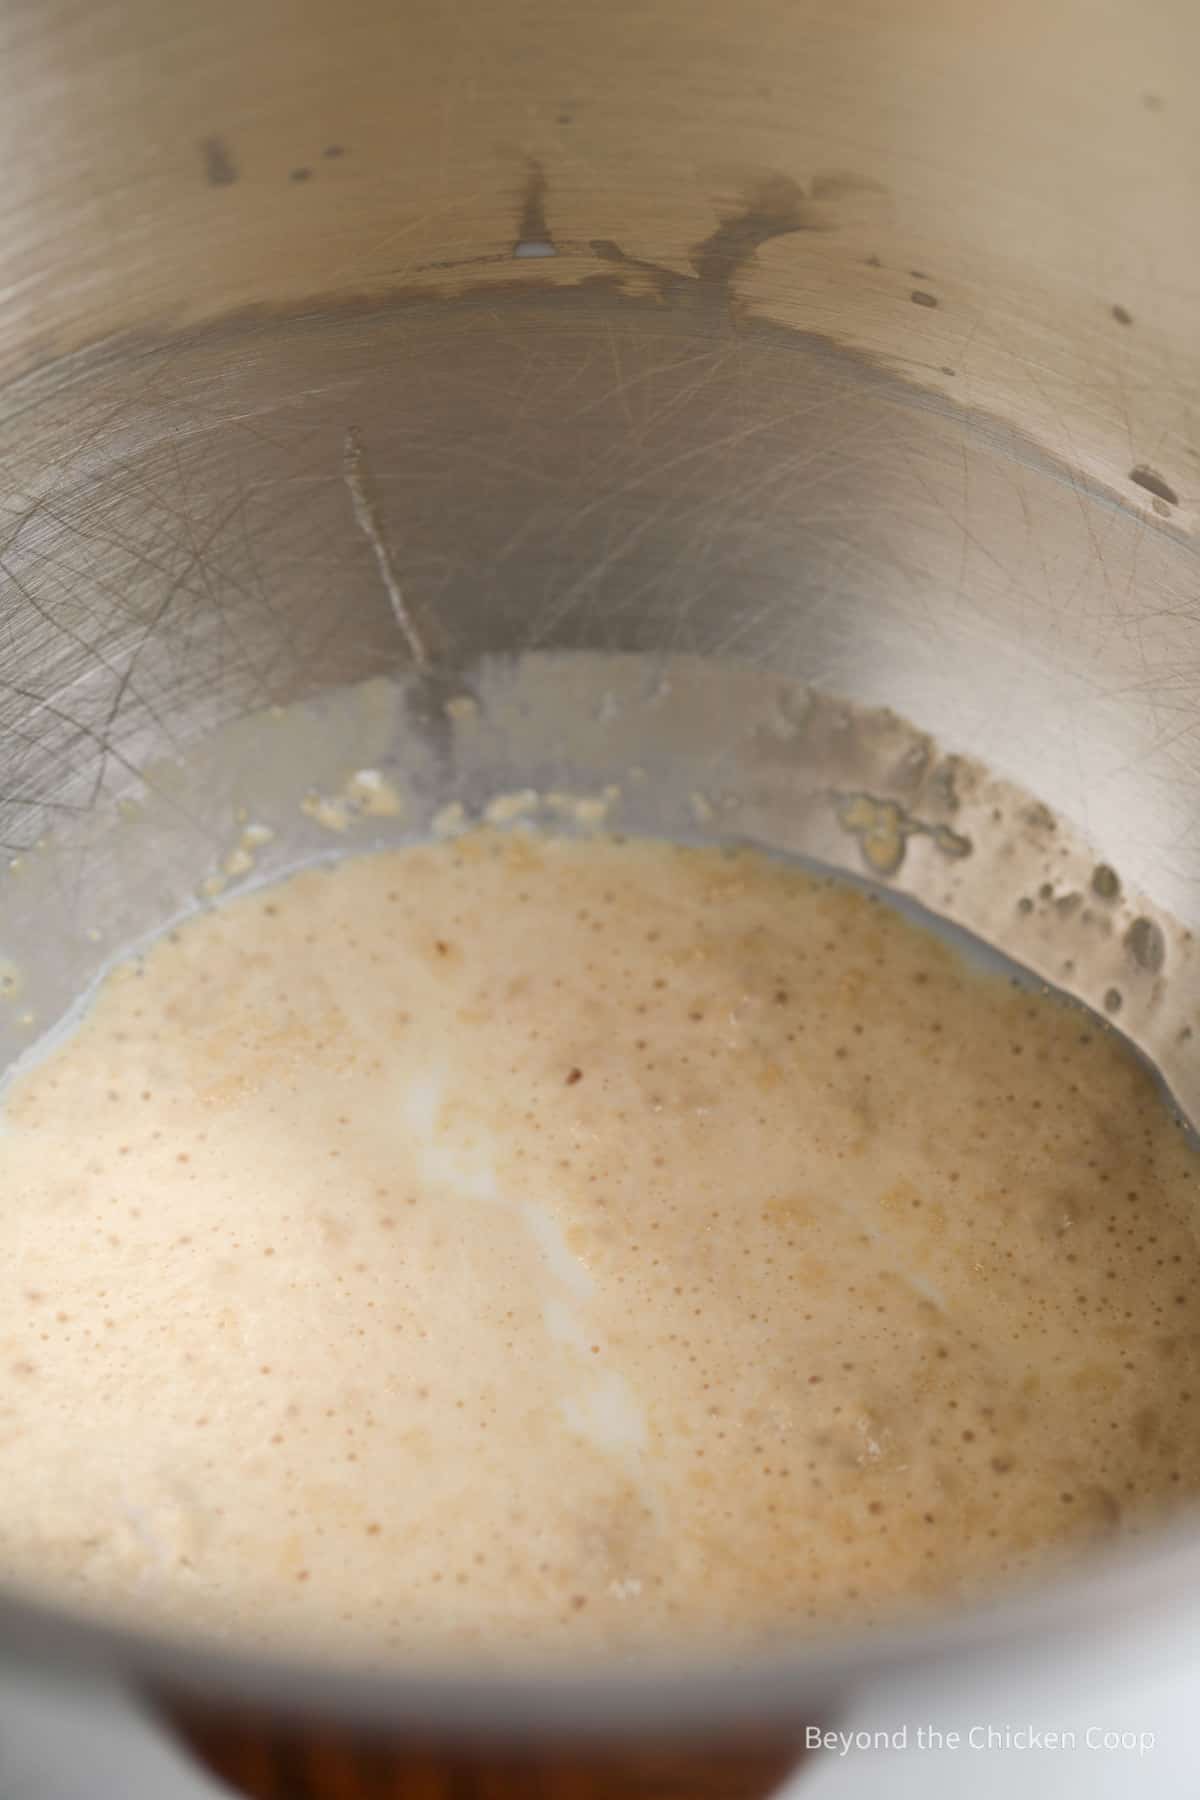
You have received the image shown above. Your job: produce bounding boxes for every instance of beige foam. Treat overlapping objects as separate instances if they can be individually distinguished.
[0,831,1196,1663]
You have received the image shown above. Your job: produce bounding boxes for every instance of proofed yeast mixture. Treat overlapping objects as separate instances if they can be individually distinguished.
[0,830,1198,1660]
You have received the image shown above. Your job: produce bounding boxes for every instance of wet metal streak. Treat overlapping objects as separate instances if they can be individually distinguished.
[342,428,431,670]
[201,137,238,187]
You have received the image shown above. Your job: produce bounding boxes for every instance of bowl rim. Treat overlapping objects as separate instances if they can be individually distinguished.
[5,1514,1200,1737]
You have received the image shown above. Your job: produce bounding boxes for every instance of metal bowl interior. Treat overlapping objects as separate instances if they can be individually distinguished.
[0,0,1197,1738]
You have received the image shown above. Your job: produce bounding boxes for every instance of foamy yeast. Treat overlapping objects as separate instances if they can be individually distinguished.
[0,831,1196,1660]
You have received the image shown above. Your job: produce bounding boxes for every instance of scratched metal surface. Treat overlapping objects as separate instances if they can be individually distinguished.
[0,0,1195,902]
[0,0,1197,1735]
[2,283,1198,914]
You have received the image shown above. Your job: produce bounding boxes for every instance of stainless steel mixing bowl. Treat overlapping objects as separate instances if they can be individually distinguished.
[0,0,1197,1778]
